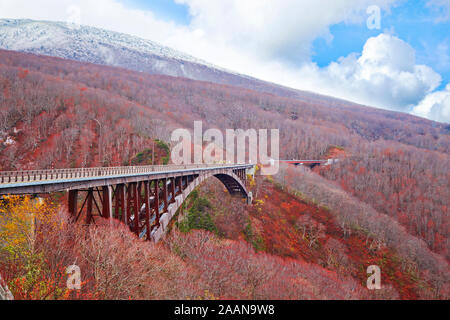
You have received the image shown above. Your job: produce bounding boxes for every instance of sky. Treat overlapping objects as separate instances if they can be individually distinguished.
[0,0,449,123]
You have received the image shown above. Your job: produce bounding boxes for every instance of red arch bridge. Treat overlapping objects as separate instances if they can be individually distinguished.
[0,164,254,242]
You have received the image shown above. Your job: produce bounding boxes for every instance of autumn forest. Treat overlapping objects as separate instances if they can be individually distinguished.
[0,49,448,300]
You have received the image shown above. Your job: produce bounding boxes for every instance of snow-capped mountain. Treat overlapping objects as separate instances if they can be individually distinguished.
[0,19,245,81]
[0,19,336,104]
[0,19,359,106]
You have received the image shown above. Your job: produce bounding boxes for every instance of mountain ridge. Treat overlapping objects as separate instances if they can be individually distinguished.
[0,18,431,120]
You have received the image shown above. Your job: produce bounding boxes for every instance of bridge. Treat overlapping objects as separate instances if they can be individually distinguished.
[278,159,338,169]
[0,163,254,242]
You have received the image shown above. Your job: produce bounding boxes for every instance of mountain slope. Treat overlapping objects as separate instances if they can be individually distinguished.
[0,47,448,299]
[1,19,444,121]
[0,19,220,74]
[0,49,448,259]
[0,18,272,94]
[0,19,332,102]
[1,19,448,152]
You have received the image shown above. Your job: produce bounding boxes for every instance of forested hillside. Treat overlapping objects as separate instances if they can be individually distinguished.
[0,49,448,299]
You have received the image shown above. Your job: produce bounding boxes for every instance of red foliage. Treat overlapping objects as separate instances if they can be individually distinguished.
[0,49,448,299]
[17,68,29,79]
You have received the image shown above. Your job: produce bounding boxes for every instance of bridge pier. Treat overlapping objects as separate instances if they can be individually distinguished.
[153,178,160,228]
[144,181,151,240]
[102,185,112,219]
[132,182,139,235]
[163,178,168,213]
[68,189,78,219]
[85,188,93,224]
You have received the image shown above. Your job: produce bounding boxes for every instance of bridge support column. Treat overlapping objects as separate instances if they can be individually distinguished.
[163,178,168,212]
[68,190,78,219]
[115,184,125,222]
[177,176,182,195]
[170,177,176,204]
[120,185,127,223]
[132,182,139,235]
[102,185,112,220]
[144,181,151,240]
[85,188,93,224]
[154,179,160,227]
[126,183,133,227]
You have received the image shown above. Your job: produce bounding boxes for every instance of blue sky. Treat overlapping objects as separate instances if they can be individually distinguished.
[122,0,190,24]
[125,0,450,90]
[313,0,450,89]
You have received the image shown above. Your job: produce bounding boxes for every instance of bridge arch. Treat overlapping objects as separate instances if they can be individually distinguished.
[151,170,250,242]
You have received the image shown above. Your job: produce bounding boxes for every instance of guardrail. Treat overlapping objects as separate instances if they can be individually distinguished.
[0,163,252,184]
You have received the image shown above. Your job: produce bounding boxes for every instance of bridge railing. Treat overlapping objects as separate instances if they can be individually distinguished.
[0,163,251,184]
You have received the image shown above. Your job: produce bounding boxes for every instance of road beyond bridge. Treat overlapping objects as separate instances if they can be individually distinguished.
[0,163,254,242]
[278,159,338,169]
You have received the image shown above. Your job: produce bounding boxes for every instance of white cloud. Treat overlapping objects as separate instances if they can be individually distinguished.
[295,34,443,113]
[426,0,450,22]
[412,84,450,123]
[0,0,398,69]
[0,0,184,44]
[0,0,448,122]
[175,0,396,63]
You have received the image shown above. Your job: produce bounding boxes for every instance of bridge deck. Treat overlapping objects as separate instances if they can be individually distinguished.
[0,164,253,195]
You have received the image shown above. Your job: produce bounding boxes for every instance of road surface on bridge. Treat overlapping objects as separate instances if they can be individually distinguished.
[0,163,252,195]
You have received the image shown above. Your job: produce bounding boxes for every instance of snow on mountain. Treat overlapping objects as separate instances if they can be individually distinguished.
[0,18,240,79]
[0,19,363,107]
